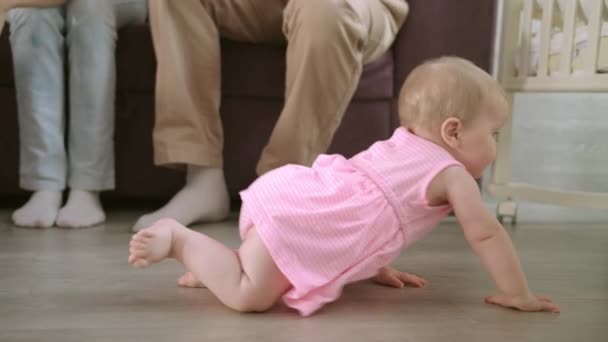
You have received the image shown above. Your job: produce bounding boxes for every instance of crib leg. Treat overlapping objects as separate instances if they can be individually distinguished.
[497,200,518,225]
[491,92,514,186]
[490,91,517,225]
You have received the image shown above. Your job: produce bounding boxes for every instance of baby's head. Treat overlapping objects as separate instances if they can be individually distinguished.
[398,56,509,178]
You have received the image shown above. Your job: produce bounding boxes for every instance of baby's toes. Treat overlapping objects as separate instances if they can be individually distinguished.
[178,272,204,288]
[128,254,139,265]
[130,245,149,258]
[177,274,193,287]
[132,258,150,268]
[139,230,155,239]
[129,240,145,250]
[133,232,151,243]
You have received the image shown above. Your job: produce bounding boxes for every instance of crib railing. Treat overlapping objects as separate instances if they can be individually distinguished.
[488,0,608,224]
[497,0,608,92]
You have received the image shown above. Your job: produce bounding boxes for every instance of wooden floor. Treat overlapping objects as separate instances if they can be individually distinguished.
[1,210,606,342]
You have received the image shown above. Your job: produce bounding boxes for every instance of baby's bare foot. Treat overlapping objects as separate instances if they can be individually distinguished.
[128,219,183,268]
[178,271,206,288]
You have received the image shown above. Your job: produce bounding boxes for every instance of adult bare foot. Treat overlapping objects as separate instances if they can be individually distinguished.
[132,166,230,232]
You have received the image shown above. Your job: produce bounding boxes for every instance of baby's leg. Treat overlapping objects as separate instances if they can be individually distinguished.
[178,249,236,288]
[129,219,290,312]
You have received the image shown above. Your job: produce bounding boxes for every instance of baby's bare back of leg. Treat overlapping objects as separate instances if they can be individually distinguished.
[228,227,291,312]
[130,219,290,313]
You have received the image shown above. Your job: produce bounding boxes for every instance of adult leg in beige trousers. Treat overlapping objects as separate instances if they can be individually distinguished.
[133,0,408,231]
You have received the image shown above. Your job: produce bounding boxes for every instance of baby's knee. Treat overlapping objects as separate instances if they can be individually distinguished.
[229,288,276,313]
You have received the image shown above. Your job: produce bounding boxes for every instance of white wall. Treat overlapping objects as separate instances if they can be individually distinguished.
[483,92,608,223]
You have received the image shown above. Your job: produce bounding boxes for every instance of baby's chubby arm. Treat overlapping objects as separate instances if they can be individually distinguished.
[440,166,560,313]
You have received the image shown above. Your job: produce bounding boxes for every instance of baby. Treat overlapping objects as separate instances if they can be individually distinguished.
[128,56,560,316]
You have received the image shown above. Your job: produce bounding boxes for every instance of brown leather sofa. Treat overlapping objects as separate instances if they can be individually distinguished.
[0,0,496,204]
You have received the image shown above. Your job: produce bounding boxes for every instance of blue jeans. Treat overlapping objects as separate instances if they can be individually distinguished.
[7,0,147,191]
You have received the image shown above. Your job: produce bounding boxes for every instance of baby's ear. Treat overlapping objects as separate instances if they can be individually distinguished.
[440,117,462,148]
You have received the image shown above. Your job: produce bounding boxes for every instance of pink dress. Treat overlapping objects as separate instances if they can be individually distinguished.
[239,127,464,316]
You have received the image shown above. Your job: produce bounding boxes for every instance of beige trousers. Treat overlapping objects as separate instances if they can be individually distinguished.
[149,0,408,175]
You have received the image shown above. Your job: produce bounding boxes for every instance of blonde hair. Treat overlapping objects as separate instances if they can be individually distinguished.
[398,56,508,130]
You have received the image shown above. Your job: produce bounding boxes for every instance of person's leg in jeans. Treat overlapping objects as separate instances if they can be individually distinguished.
[58,0,147,228]
[1,0,69,32]
[133,0,284,231]
[8,7,66,228]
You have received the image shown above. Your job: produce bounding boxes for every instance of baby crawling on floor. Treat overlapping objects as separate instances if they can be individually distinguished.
[128,56,560,316]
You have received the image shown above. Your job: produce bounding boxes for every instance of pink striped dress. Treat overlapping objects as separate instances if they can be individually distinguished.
[239,127,464,316]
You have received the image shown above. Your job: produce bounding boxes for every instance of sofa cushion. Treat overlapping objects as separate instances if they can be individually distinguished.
[116,26,395,100]
[1,25,394,100]
[219,39,394,100]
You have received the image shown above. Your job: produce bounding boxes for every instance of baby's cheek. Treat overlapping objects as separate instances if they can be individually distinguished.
[488,141,498,160]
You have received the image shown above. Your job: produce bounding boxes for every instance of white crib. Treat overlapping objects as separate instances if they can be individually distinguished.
[490,0,608,223]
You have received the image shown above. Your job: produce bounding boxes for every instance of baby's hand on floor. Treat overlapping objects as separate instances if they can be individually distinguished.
[485,293,560,313]
[372,266,427,288]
